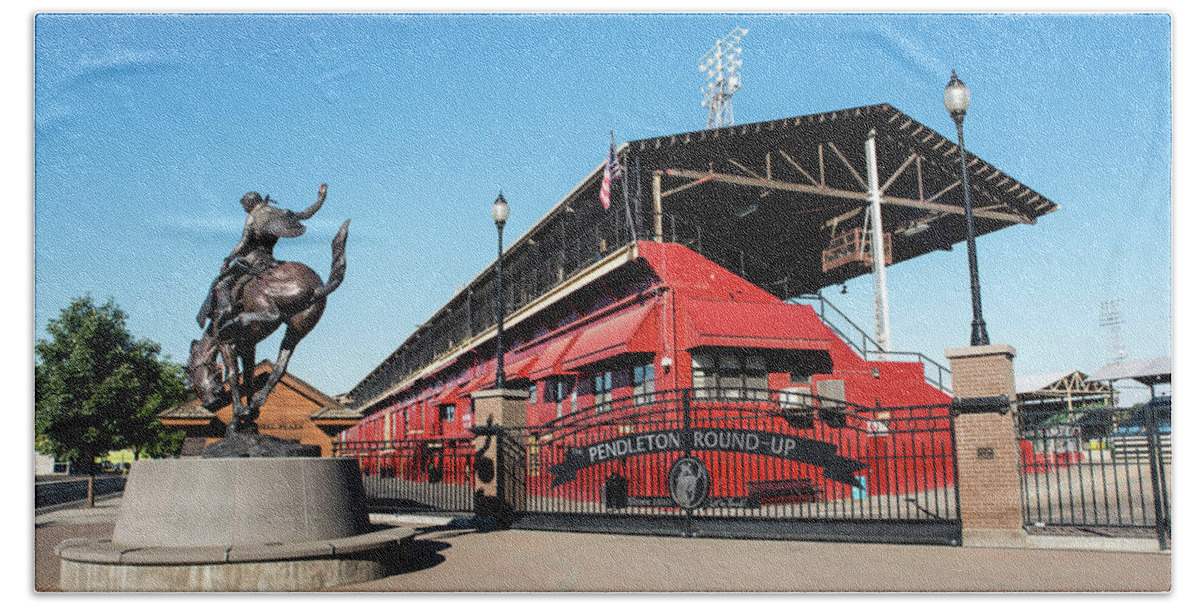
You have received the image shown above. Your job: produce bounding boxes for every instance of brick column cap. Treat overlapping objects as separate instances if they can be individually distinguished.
[945,344,1016,360]
[470,388,530,400]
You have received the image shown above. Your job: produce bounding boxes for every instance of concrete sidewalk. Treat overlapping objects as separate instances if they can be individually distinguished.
[35,503,1171,593]
[332,526,1170,592]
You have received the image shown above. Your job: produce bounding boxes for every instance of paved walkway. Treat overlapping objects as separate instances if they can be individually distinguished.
[35,501,1171,593]
[34,496,124,591]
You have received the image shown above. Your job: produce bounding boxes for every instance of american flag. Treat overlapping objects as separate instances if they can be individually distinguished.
[600,134,622,209]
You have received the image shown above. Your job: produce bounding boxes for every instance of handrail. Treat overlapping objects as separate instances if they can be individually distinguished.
[791,294,882,356]
[789,293,952,394]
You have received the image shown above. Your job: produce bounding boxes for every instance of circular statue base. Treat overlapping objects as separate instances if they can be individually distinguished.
[201,431,322,458]
[57,457,411,592]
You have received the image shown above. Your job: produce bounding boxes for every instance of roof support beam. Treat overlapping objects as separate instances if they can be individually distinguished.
[826,142,868,190]
[660,172,718,199]
[662,167,1035,224]
[823,205,864,229]
[777,149,822,188]
[727,158,766,181]
[726,158,773,197]
[880,152,919,195]
[927,180,962,204]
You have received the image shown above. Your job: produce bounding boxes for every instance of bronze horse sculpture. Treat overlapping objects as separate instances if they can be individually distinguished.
[187,185,349,435]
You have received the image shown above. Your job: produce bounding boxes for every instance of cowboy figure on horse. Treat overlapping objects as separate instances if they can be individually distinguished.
[188,182,348,438]
[197,184,328,335]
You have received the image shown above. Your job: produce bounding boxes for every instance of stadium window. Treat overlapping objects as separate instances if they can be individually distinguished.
[545,377,576,419]
[632,362,655,405]
[694,351,769,402]
[692,353,717,400]
[593,370,613,412]
[744,355,769,400]
[719,354,741,400]
[439,403,455,422]
[528,384,538,404]
[780,386,811,409]
[790,367,813,385]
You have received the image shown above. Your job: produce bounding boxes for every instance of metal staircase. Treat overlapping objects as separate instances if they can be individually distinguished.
[789,293,952,395]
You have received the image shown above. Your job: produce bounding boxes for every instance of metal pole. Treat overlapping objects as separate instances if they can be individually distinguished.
[864,129,892,357]
[652,172,664,243]
[1145,404,1168,550]
[495,222,506,390]
[622,152,637,243]
[635,157,643,236]
[954,118,990,346]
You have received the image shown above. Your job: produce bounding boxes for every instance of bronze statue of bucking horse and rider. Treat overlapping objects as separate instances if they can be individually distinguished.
[187,183,349,447]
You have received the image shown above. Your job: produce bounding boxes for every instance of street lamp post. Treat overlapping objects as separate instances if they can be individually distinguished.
[944,70,990,347]
[491,191,510,390]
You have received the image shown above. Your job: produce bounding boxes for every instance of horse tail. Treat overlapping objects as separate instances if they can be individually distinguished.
[314,219,349,299]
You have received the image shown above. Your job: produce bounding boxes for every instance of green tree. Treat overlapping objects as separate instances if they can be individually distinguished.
[35,296,186,506]
[128,359,188,459]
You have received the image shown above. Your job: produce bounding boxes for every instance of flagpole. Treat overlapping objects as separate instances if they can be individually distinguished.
[634,156,643,234]
[617,132,637,243]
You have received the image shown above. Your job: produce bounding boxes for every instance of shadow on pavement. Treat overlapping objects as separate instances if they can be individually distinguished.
[382,523,495,576]
[391,538,451,575]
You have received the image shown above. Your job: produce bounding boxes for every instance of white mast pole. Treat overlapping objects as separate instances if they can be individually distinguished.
[865,129,891,358]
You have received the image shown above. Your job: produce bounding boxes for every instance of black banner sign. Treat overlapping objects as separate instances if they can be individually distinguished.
[547,428,866,488]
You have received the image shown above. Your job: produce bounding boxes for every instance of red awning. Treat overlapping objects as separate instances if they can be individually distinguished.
[459,364,497,396]
[452,347,539,398]
[508,351,539,378]
[528,330,582,380]
[431,379,465,404]
[680,299,834,351]
[559,302,659,371]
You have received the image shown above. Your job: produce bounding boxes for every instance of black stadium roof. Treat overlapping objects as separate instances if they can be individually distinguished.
[345,103,1057,409]
[624,102,1056,292]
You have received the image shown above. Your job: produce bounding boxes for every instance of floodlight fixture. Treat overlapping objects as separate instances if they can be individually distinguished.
[698,27,748,129]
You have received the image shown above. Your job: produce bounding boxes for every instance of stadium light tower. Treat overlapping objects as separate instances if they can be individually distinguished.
[1099,298,1128,363]
[699,27,748,129]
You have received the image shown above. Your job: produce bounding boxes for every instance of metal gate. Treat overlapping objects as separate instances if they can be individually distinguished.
[500,389,961,545]
[336,438,476,512]
[1015,401,1171,549]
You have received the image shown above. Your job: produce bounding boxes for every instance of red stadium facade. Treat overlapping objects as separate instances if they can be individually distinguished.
[339,241,961,542]
[342,241,950,444]
[337,104,1056,543]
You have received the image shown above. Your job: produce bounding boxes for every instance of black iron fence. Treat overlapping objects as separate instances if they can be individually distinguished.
[336,388,964,544]
[1015,401,1171,548]
[499,388,961,544]
[334,438,475,512]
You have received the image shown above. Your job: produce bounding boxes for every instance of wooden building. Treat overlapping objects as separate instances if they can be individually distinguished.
[1015,370,1112,411]
[160,361,361,457]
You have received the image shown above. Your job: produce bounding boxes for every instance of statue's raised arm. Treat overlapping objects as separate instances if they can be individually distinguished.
[294,183,328,220]
[197,184,331,331]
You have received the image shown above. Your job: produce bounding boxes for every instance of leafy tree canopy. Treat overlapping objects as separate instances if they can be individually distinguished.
[35,296,185,469]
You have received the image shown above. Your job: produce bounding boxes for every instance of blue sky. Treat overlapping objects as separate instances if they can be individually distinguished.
[32,12,1172,399]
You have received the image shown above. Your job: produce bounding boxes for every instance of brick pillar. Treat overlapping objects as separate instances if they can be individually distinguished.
[945,344,1026,548]
[470,388,528,526]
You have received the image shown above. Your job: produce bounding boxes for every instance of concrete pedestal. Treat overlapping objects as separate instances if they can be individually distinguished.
[946,344,1027,548]
[57,457,413,591]
[471,388,529,526]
